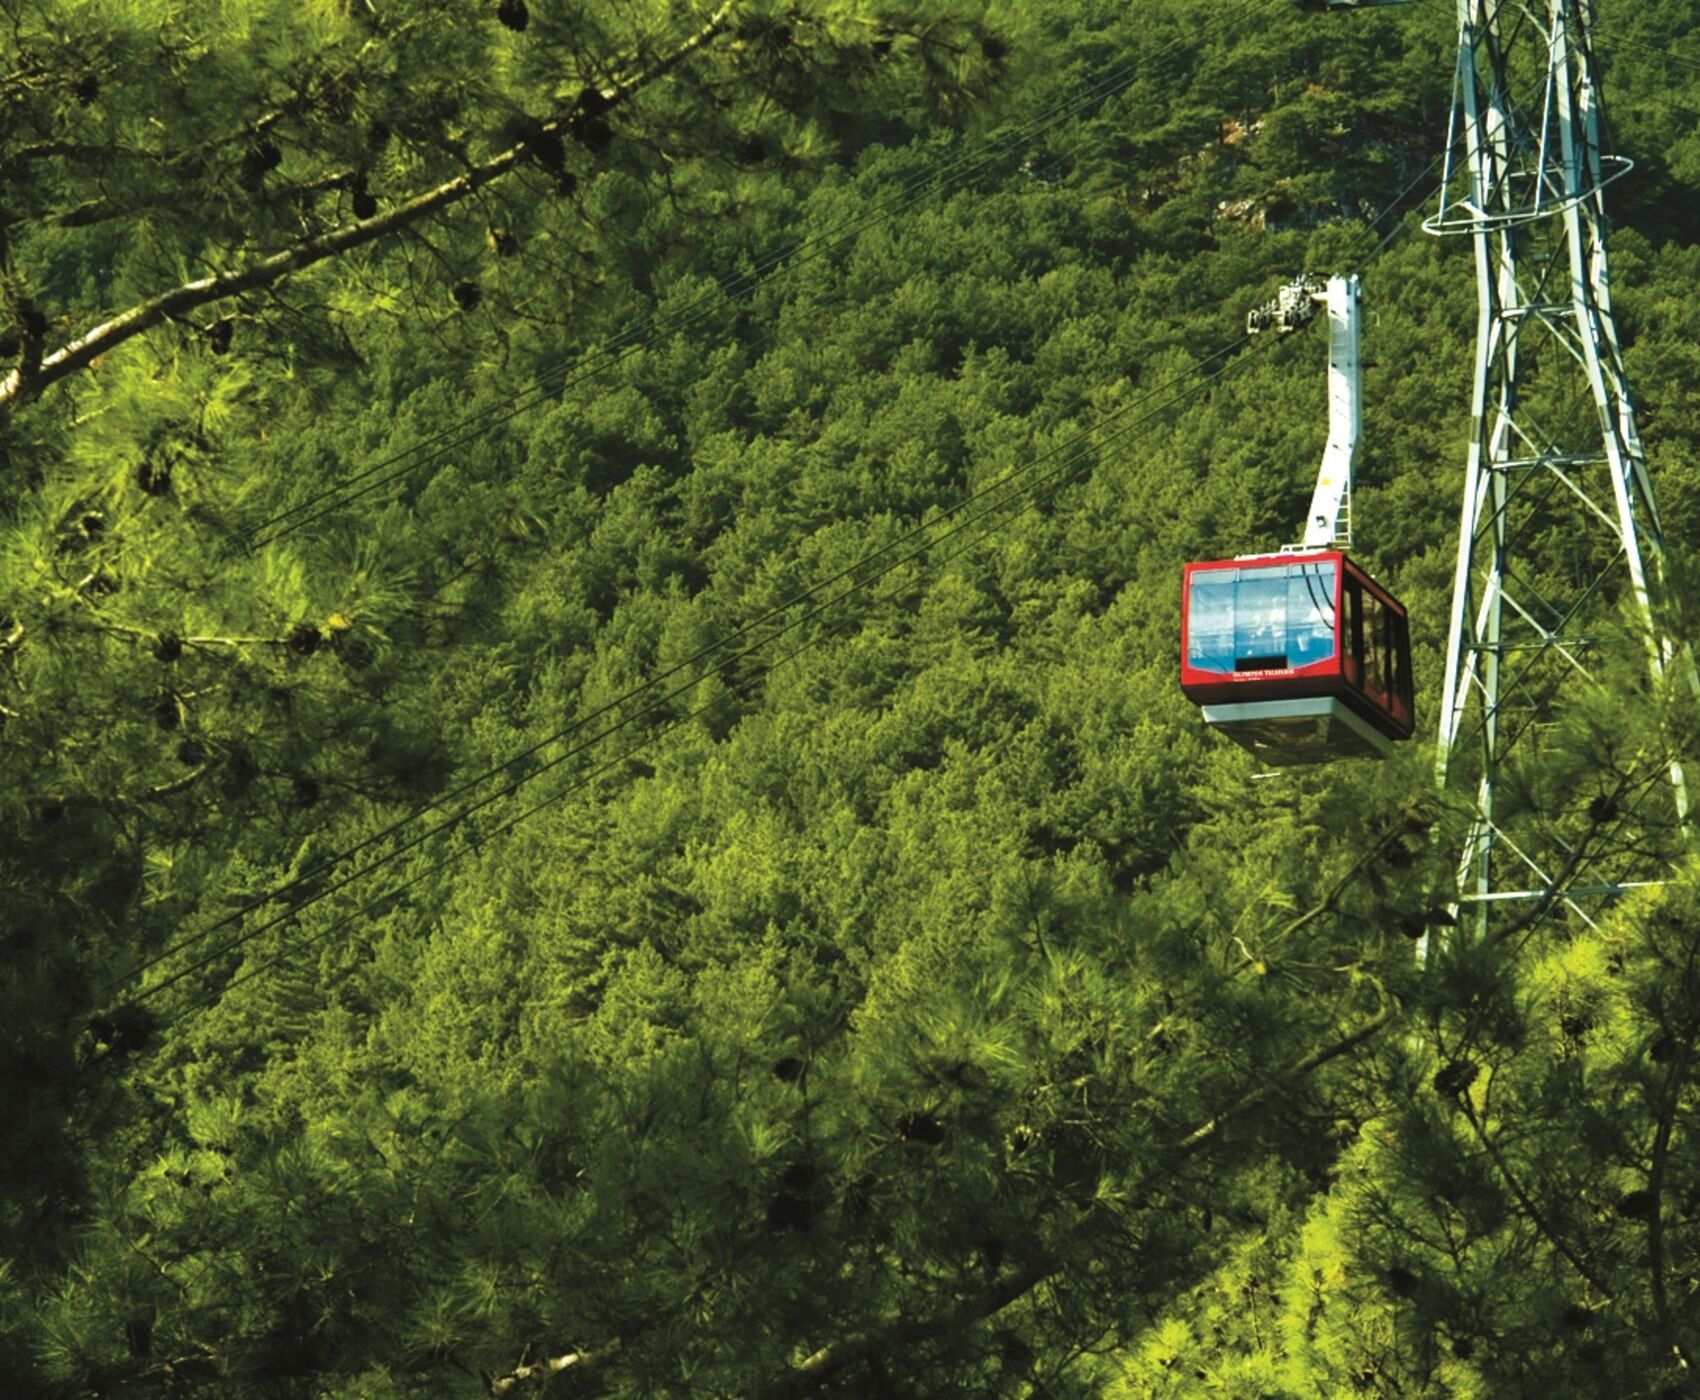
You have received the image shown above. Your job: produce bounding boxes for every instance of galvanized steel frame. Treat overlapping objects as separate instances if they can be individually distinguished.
[1429,0,1690,939]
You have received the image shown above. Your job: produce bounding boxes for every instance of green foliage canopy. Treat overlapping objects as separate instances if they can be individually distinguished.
[3,0,1700,1395]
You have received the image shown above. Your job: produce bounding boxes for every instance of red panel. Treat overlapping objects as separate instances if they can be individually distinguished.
[1180,550,1415,743]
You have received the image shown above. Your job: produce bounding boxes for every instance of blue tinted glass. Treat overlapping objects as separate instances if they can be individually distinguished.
[1235,572,1287,663]
[1188,571,1236,672]
[1287,563,1337,667]
[1189,562,1339,673]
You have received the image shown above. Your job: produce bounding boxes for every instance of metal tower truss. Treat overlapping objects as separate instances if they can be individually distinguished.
[1429,0,1691,937]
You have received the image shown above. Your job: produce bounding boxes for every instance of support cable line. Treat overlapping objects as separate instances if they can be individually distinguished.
[110,164,1450,1020]
[1365,148,1449,255]
[104,333,1260,1007]
[1594,29,1700,78]
[238,0,1293,552]
[126,27,1475,1005]
[108,95,1453,1020]
[149,337,1276,1024]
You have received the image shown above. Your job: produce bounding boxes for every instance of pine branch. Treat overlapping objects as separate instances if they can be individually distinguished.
[124,764,211,804]
[767,1259,1061,1398]
[746,1005,1399,1396]
[55,198,133,230]
[11,139,160,164]
[1171,1003,1396,1157]
[1646,1038,1691,1363]
[1645,940,1700,1369]
[14,25,419,232]
[481,989,1400,1399]
[487,1336,623,1396]
[1272,823,1411,945]
[1458,1095,1615,1300]
[0,2,737,421]
[1486,753,1672,952]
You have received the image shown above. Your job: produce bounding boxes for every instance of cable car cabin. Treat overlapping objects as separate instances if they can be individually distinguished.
[1180,551,1413,765]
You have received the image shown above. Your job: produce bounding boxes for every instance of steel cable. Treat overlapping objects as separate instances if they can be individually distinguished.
[154,339,1274,1020]
[238,0,1295,551]
[115,333,1262,1009]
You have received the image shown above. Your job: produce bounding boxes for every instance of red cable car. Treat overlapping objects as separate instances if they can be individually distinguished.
[1181,275,1414,765]
[1181,550,1414,764]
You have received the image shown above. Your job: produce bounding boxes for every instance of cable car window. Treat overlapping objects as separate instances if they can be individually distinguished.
[1343,577,1362,687]
[1188,561,1340,674]
[1361,587,1390,708]
[1235,570,1288,670]
[1187,570,1237,673]
[1181,552,1412,756]
[1183,570,1237,676]
[1286,562,1338,667]
[1390,610,1414,726]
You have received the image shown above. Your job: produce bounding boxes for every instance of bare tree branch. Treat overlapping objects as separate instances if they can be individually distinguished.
[488,1337,623,1397]
[0,2,737,421]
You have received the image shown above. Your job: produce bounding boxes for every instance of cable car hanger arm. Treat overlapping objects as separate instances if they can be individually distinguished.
[1246,274,1362,552]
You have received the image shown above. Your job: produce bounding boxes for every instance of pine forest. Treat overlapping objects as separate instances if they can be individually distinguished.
[6,0,1700,1395]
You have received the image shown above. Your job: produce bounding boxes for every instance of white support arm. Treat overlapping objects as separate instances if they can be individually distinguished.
[1301,274,1362,548]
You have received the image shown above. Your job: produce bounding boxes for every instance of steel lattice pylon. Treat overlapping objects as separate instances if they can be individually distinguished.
[1429,0,1691,940]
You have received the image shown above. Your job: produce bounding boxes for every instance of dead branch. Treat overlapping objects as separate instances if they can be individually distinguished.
[488,1337,623,1397]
